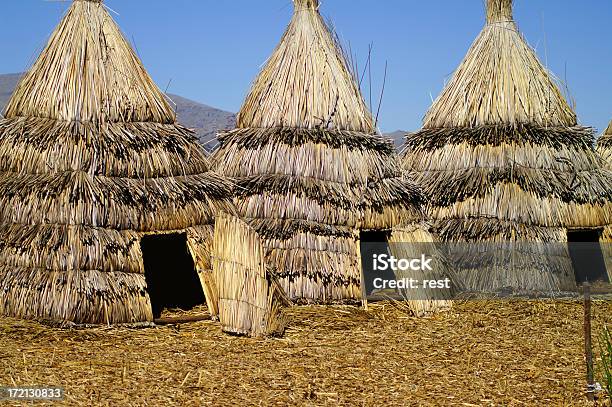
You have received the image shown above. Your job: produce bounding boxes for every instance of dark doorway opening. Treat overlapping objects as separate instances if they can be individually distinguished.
[568,229,609,284]
[360,230,393,297]
[141,233,205,318]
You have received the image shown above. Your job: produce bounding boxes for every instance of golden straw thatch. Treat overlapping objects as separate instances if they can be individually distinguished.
[388,224,457,317]
[402,0,612,292]
[599,121,612,171]
[598,122,612,280]
[213,0,426,303]
[0,0,235,324]
[211,214,290,338]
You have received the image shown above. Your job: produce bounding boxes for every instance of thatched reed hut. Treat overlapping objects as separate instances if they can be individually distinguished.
[402,0,612,291]
[0,0,235,324]
[214,0,426,303]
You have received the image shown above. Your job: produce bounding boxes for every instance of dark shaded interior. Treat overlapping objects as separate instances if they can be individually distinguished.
[141,233,206,318]
[360,230,393,296]
[568,229,609,284]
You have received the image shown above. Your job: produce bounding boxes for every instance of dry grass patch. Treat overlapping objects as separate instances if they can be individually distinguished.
[0,300,611,406]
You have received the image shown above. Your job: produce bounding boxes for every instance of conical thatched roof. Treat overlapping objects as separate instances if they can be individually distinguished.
[5,0,174,124]
[402,0,612,291]
[214,0,425,302]
[0,0,234,324]
[237,0,373,132]
[423,0,577,129]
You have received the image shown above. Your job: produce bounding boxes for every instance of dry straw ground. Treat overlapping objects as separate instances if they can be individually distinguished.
[0,300,611,406]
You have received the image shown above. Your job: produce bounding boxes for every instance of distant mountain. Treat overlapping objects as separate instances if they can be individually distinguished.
[0,73,21,112]
[0,73,235,150]
[385,130,408,148]
[165,93,235,149]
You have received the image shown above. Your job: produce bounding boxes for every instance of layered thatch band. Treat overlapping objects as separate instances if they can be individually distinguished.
[599,135,612,150]
[235,174,424,210]
[413,168,612,206]
[0,265,152,324]
[0,117,209,178]
[218,127,396,153]
[0,171,234,230]
[245,218,356,240]
[432,218,568,241]
[406,124,595,150]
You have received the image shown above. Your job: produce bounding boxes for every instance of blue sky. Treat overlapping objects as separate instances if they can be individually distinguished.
[1,1,611,133]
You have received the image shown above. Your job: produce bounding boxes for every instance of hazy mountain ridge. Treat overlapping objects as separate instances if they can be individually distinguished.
[165,93,236,148]
[0,73,21,114]
[386,130,407,148]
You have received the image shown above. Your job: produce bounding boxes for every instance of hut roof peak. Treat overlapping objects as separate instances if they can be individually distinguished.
[293,0,319,10]
[236,0,374,132]
[4,0,174,124]
[486,0,514,24]
[422,0,576,129]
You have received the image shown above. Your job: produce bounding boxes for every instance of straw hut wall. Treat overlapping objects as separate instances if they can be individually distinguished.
[214,0,426,303]
[402,0,612,291]
[212,214,289,337]
[0,0,235,324]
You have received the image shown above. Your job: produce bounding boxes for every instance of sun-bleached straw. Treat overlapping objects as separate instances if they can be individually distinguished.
[212,213,290,338]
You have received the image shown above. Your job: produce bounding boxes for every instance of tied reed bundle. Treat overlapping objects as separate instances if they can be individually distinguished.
[214,0,427,303]
[402,0,612,292]
[186,225,220,316]
[0,0,236,324]
[598,123,612,279]
[211,214,290,338]
[602,223,612,282]
[388,224,458,316]
[600,326,612,399]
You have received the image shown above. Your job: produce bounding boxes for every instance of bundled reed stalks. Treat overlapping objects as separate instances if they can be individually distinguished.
[213,0,426,304]
[0,0,235,324]
[186,226,219,316]
[601,231,612,283]
[388,225,458,317]
[598,123,612,280]
[402,0,612,292]
[212,214,290,337]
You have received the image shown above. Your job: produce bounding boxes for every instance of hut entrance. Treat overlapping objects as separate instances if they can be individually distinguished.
[360,231,393,297]
[141,233,205,317]
[567,229,609,284]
